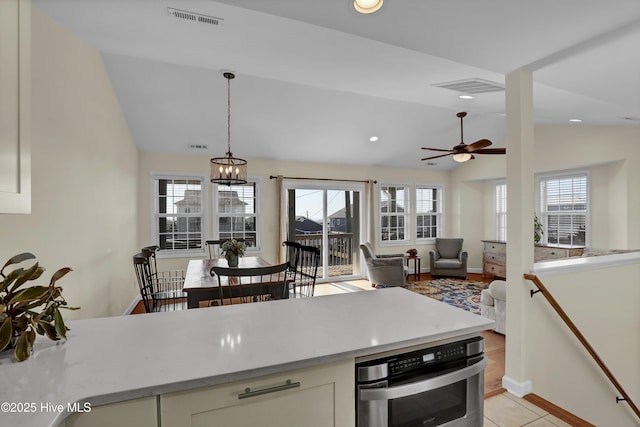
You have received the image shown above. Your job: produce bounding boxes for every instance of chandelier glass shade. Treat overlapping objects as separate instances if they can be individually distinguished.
[210,72,248,186]
[354,0,383,14]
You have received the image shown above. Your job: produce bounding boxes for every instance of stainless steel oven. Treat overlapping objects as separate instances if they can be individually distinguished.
[356,336,487,427]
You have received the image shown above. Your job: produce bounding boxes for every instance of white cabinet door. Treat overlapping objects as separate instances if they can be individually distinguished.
[0,0,31,213]
[64,397,158,427]
[161,359,355,427]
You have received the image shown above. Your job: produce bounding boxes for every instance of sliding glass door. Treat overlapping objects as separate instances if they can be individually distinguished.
[284,181,364,281]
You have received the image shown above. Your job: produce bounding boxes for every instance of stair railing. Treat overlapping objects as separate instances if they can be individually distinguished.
[524,273,640,420]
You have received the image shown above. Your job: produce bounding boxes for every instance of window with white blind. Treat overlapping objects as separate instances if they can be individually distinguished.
[538,172,588,247]
[152,175,206,256]
[380,185,409,243]
[416,186,442,241]
[213,179,261,251]
[495,181,507,241]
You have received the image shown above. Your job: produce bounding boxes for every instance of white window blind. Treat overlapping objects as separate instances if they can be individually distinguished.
[214,180,260,250]
[380,185,409,243]
[539,173,588,246]
[416,186,442,240]
[153,176,205,255]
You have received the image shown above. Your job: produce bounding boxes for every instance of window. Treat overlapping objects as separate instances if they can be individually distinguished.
[495,181,507,241]
[380,185,409,243]
[415,186,442,240]
[538,172,588,246]
[213,179,261,250]
[153,175,205,256]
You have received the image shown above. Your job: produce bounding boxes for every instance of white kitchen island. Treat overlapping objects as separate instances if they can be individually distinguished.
[0,287,493,427]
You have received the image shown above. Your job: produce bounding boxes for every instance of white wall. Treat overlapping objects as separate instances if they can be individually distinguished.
[526,261,640,425]
[0,9,139,320]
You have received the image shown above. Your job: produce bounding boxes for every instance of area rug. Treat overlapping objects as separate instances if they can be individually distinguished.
[406,279,489,315]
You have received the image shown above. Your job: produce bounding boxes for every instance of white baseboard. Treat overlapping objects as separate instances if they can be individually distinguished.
[502,376,533,398]
[467,267,483,274]
[122,295,142,316]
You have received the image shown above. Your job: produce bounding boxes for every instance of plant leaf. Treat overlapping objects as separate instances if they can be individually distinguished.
[54,308,67,339]
[1,253,35,275]
[36,320,59,341]
[11,262,41,291]
[0,318,12,351]
[14,330,31,362]
[0,268,23,293]
[50,268,72,285]
[7,286,49,306]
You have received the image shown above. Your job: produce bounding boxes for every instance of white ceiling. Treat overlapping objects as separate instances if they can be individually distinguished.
[34,0,640,170]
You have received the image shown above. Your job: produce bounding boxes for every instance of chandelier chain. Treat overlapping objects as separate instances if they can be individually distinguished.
[227,75,231,154]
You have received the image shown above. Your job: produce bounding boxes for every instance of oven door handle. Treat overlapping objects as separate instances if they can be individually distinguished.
[359,356,488,401]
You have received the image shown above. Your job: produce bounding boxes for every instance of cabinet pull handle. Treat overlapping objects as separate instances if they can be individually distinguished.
[238,379,301,399]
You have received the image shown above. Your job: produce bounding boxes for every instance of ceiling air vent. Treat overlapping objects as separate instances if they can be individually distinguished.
[188,144,208,150]
[433,78,504,94]
[167,7,223,26]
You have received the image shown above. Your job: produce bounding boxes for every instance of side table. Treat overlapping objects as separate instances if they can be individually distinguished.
[404,255,421,280]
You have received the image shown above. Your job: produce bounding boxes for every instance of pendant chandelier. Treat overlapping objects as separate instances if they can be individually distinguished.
[210,71,247,186]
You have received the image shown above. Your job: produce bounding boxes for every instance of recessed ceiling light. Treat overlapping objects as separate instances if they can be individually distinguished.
[459,95,475,100]
[369,136,379,142]
[569,119,582,123]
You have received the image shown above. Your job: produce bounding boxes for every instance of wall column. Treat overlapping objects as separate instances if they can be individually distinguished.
[503,68,535,395]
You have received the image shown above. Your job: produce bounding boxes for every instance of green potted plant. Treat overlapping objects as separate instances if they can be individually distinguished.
[221,239,246,268]
[534,213,544,243]
[0,253,78,362]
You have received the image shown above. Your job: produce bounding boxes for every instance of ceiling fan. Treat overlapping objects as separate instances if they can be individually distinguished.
[421,112,506,163]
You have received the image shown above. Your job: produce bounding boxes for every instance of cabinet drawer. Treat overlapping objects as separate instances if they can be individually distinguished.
[483,261,506,278]
[483,242,506,256]
[535,246,566,261]
[160,359,354,427]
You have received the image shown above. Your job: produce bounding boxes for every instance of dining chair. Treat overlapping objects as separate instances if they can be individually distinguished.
[210,263,289,306]
[282,240,302,282]
[205,240,224,259]
[290,244,320,297]
[133,251,187,312]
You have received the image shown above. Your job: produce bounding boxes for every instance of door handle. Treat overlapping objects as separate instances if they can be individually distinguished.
[238,379,301,399]
[359,357,487,401]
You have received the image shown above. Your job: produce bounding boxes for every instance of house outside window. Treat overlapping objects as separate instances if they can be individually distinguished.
[152,175,206,257]
[380,185,409,244]
[213,179,261,251]
[538,172,588,247]
[415,186,442,241]
[495,181,507,241]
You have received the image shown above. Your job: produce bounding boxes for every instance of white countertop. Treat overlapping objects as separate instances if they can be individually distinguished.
[0,287,493,427]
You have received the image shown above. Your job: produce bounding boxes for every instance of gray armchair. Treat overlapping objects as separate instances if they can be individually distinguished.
[359,242,407,287]
[429,238,467,278]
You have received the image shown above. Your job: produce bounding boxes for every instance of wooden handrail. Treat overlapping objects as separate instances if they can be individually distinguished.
[524,273,640,420]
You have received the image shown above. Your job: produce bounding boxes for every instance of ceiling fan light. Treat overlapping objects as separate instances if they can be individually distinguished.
[453,152,472,163]
[354,0,383,14]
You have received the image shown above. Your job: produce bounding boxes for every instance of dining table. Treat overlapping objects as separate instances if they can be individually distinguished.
[183,256,283,309]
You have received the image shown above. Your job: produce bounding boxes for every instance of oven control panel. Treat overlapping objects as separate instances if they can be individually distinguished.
[387,336,483,375]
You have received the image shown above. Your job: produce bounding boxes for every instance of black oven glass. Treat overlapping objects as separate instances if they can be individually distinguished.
[388,360,468,427]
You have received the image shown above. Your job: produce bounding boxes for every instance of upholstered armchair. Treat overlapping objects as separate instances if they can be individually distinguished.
[429,238,467,278]
[359,242,407,287]
[480,280,506,334]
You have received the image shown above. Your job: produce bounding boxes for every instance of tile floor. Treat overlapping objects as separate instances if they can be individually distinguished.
[484,393,572,426]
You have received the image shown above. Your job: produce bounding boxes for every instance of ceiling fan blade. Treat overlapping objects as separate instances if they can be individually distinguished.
[421,153,453,161]
[464,139,492,152]
[474,148,506,155]
[421,147,453,152]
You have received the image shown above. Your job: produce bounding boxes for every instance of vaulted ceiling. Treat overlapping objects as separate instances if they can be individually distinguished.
[34,0,640,170]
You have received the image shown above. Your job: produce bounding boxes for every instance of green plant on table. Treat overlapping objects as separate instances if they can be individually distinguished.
[221,239,247,257]
[0,253,78,362]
